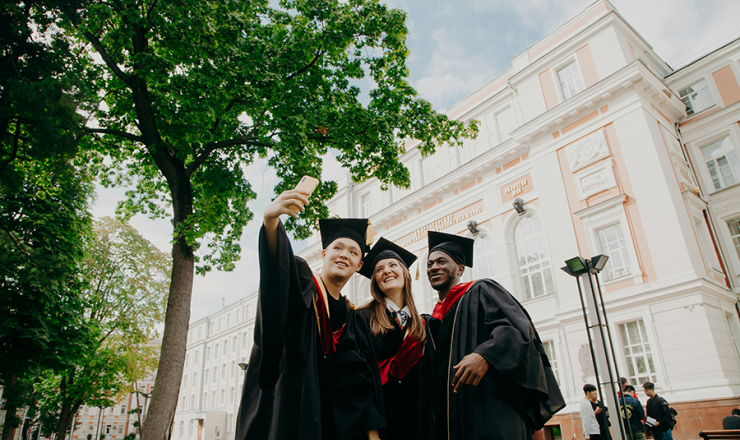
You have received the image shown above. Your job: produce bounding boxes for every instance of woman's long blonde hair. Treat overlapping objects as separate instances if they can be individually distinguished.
[361,262,426,344]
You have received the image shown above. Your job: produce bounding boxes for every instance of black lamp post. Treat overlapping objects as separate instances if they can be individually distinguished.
[562,255,629,440]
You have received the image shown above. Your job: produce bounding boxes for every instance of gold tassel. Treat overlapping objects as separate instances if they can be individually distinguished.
[415,263,420,281]
[366,221,375,246]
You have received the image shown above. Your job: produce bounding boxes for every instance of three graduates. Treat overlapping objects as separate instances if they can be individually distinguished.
[237,187,564,440]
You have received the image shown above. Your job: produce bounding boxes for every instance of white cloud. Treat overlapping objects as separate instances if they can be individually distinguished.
[412,27,501,111]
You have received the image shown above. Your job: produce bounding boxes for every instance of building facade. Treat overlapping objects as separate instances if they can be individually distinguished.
[69,371,156,440]
[171,296,258,440]
[174,1,740,439]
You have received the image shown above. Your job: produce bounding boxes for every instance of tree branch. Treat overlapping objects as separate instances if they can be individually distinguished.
[286,49,325,81]
[83,31,133,87]
[146,0,159,23]
[0,121,22,173]
[210,97,242,134]
[83,127,143,143]
[186,136,268,176]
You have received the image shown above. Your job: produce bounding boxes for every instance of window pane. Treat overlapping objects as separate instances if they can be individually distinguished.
[620,319,657,385]
[514,214,555,300]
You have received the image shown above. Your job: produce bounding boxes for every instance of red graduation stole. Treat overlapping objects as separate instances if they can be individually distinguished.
[312,275,345,355]
[432,281,474,319]
[378,326,425,385]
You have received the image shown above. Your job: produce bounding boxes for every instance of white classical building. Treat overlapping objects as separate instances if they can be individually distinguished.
[174,1,740,439]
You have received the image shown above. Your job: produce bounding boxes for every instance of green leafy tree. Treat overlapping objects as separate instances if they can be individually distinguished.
[34,218,168,439]
[0,157,94,440]
[55,0,478,437]
[0,3,98,438]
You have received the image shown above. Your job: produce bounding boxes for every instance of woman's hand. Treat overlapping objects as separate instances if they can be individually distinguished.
[367,429,380,440]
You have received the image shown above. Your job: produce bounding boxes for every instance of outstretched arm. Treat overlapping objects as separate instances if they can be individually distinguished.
[263,189,310,259]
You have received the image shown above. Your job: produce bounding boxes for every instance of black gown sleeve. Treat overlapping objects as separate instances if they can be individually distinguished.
[471,279,565,430]
[332,307,387,440]
[255,219,314,389]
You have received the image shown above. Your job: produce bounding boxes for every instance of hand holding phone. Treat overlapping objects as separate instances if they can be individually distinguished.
[289,176,320,213]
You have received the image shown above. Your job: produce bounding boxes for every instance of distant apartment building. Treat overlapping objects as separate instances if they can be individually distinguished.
[175,1,740,439]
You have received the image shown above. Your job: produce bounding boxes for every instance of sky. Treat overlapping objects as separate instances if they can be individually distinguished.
[90,0,740,324]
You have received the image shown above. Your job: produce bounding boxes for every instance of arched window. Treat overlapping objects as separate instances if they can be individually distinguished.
[514,214,555,299]
[472,233,497,280]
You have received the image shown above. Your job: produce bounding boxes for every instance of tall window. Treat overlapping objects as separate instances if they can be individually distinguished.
[362,192,372,217]
[236,309,241,322]
[213,343,218,358]
[391,185,404,203]
[597,224,632,281]
[204,369,209,383]
[421,156,435,185]
[514,215,555,299]
[619,319,657,385]
[230,361,236,377]
[232,337,236,351]
[188,420,194,438]
[191,395,195,409]
[557,61,585,100]
[729,217,740,260]
[679,79,714,116]
[472,234,497,280]
[221,363,226,379]
[212,367,217,382]
[220,389,225,405]
[192,372,197,387]
[458,139,475,165]
[222,340,227,355]
[702,137,740,190]
[211,391,216,407]
[203,392,207,407]
[496,106,516,141]
[179,421,185,438]
[229,387,235,403]
[542,340,560,386]
[227,314,231,327]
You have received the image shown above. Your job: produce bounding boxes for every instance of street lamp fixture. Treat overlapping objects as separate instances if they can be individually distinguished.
[560,254,628,440]
[562,256,589,276]
[590,254,609,273]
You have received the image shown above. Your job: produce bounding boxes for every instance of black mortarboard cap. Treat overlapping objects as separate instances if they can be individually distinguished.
[319,218,372,254]
[358,237,418,279]
[427,231,474,268]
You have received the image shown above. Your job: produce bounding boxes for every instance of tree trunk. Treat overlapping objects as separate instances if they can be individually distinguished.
[141,175,194,440]
[1,373,19,440]
[56,376,70,440]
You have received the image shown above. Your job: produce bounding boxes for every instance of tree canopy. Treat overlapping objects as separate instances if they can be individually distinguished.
[3,0,479,437]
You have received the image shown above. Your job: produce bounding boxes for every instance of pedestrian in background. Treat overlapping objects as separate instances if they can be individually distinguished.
[643,382,674,440]
[580,384,606,440]
[621,385,645,440]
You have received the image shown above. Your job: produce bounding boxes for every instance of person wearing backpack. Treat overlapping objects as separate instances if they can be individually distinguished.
[643,382,675,440]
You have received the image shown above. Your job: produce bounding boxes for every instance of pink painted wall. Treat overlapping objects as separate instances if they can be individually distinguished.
[577,45,599,88]
[712,66,740,106]
[539,69,559,110]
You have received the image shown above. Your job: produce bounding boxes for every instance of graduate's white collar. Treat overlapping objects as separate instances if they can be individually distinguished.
[385,297,410,328]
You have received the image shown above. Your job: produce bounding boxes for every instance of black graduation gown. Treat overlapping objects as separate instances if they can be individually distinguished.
[235,221,385,440]
[426,279,565,440]
[360,309,429,440]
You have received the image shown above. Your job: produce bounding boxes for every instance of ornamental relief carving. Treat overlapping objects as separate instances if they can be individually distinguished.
[566,130,610,172]
[573,159,617,201]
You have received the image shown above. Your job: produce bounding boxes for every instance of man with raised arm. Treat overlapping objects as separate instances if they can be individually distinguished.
[424,231,565,440]
[236,189,384,440]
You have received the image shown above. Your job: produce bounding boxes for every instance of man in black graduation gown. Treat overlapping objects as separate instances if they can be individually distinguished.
[236,189,385,440]
[425,231,565,440]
